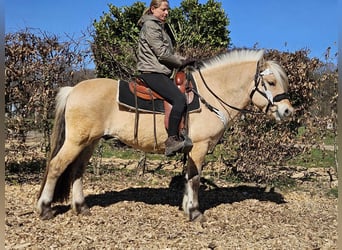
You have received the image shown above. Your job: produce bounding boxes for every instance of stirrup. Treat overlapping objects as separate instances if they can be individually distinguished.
[181,135,193,154]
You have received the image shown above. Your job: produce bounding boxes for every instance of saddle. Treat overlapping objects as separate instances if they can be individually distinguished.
[128,71,194,102]
[128,71,195,130]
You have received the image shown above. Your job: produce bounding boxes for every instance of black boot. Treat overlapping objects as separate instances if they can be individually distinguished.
[165,136,185,156]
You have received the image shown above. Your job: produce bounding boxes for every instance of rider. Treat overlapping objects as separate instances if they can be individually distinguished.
[137,0,193,156]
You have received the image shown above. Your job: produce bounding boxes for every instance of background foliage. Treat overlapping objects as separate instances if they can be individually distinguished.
[92,0,229,80]
[5,1,338,184]
[5,29,94,164]
[225,49,338,182]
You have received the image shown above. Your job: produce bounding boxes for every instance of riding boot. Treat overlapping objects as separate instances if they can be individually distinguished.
[165,135,185,156]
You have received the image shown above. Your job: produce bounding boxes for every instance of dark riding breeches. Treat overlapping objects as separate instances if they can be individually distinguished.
[139,73,187,137]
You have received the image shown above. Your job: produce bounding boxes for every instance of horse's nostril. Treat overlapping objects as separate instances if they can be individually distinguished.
[284,108,292,116]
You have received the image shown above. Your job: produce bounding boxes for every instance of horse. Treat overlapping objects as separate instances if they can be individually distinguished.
[36,49,294,221]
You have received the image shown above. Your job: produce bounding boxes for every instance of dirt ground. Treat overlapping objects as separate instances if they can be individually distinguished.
[5,158,337,249]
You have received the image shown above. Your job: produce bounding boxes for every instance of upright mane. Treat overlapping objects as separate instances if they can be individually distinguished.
[201,49,264,69]
[201,49,288,91]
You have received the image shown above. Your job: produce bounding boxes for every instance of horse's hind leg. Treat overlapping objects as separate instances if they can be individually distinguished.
[37,141,84,220]
[71,141,99,216]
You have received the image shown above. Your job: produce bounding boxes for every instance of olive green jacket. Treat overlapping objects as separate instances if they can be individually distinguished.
[137,14,182,76]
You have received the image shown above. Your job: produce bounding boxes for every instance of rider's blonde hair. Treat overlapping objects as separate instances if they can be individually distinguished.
[138,0,169,25]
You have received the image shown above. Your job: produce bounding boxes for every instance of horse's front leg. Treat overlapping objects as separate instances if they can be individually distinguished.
[182,144,208,222]
[183,164,202,221]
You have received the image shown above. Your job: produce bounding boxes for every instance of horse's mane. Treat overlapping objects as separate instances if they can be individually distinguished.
[200,49,288,91]
[201,49,264,69]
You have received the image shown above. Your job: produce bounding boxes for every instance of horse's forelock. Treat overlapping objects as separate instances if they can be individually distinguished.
[265,61,289,92]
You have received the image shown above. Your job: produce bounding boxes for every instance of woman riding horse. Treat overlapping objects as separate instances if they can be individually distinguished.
[137,0,194,156]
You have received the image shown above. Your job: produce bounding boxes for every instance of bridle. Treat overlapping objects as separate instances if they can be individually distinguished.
[249,63,290,113]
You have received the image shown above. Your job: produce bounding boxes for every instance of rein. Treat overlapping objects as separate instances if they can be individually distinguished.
[196,66,262,115]
[197,68,260,114]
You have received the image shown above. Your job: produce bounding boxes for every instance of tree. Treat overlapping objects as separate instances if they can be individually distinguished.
[5,29,88,155]
[92,2,146,80]
[169,0,230,57]
[91,0,230,79]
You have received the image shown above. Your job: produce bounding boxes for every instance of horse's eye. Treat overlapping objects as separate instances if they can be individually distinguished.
[268,81,275,86]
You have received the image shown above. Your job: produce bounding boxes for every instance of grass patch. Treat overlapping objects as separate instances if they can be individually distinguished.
[296,126,335,146]
[95,140,176,161]
[323,130,336,145]
[97,142,140,159]
[327,187,338,198]
[297,126,306,138]
[269,176,297,190]
[287,148,335,168]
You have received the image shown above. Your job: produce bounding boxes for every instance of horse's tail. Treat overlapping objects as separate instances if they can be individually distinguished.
[38,86,73,202]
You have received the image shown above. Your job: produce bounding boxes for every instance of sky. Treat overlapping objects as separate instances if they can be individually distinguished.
[5,0,338,67]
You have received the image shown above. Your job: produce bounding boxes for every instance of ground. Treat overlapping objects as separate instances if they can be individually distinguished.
[5,158,337,249]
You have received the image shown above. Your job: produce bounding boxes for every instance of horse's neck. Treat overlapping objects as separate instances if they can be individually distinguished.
[196,61,257,111]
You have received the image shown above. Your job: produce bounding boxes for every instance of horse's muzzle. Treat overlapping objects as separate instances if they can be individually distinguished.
[271,100,294,121]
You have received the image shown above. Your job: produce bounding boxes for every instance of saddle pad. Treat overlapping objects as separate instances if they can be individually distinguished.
[117,78,201,114]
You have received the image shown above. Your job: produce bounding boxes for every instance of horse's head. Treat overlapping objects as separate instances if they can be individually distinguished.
[250,60,294,121]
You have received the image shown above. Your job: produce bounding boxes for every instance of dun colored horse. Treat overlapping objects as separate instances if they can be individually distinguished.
[37,49,294,221]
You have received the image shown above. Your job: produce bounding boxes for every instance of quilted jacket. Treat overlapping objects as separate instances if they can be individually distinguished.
[137,14,183,76]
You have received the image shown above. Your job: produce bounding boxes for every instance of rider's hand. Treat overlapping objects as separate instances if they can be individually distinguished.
[180,58,197,70]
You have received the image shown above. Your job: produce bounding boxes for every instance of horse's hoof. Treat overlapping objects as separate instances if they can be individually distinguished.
[74,202,91,216]
[189,209,205,222]
[39,203,55,220]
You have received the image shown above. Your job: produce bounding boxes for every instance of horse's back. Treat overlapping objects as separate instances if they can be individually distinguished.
[64,78,120,140]
[74,78,118,94]
[67,78,118,105]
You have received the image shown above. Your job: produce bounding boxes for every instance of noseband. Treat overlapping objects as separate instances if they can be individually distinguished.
[250,65,289,113]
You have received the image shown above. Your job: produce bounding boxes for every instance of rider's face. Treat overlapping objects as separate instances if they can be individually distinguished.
[151,1,169,22]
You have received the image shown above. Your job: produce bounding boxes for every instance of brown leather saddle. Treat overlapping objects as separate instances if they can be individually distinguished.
[128,71,194,102]
[128,71,195,130]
